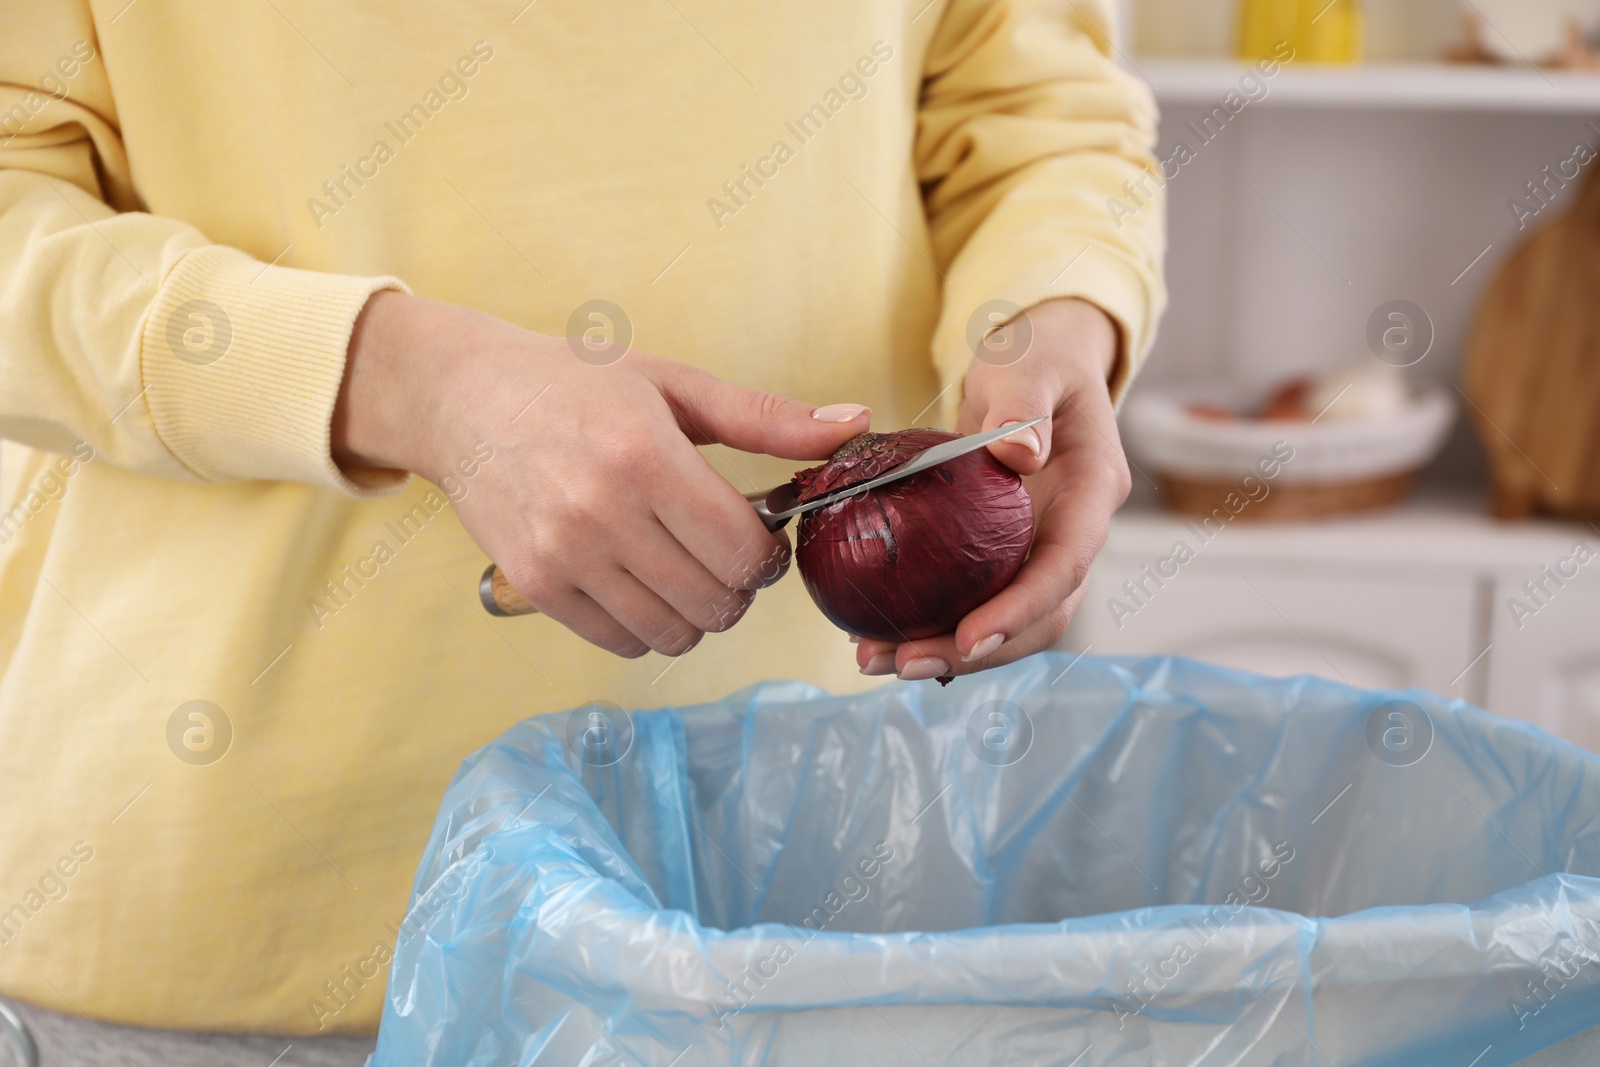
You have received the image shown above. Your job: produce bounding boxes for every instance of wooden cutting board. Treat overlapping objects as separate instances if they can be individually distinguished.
[1462,164,1600,520]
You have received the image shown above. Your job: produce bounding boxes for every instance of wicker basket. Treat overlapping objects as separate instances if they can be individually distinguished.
[1157,470,1419,523]
[1124,389,1456,522]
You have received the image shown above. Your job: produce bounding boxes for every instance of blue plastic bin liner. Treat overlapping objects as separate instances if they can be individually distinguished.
[370,654,1600,1066]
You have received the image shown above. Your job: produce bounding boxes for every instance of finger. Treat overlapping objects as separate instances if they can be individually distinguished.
[893,583,1090,680]
[763,527,794,590]
[857,637,899,675]
[625,521,757,633]
[583,568,705,657]
[951,418,1128,660]
[651,440,795,592]
[964,362,1058,476]
[950,457,1118,657]
[646,359,870,459]
[518,581,652,659]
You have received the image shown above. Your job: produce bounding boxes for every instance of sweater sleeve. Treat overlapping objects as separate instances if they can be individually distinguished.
[915,0,1166,413]
[0,4,408,494]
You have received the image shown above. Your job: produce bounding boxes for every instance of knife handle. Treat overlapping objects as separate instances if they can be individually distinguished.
[479,488,788,617]
[479,563,536,617]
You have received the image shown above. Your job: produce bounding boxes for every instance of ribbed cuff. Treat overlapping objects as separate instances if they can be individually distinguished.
[141,246,410,496]
[932,246,1159,425]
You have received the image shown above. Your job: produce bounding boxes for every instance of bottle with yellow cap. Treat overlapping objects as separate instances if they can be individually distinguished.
[1237,0,1364,64]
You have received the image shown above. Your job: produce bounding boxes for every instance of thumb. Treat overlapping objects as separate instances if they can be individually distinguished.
[650,361,870,460]
[968,366,1055,475]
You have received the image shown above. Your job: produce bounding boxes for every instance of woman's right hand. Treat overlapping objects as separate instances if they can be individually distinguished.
[333,291,870,658]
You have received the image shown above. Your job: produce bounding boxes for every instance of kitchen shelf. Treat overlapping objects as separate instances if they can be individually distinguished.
[1134,58,1600,114]
[1104,491,1595,571]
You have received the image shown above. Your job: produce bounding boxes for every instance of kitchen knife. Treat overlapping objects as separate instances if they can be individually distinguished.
[479,417,1046,617]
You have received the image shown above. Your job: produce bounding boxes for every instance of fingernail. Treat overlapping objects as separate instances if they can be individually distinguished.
[961,633,1005,663]
[861,652,896,676]
[898,657,951,682]
[1000,421,1042,457]
[814,403,870,424]
[848,635,861,644]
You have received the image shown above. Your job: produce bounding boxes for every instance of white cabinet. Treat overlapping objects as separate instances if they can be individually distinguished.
[1487,552,1600,751]
[1083,562,1479,693]
[1068,500,1600,749]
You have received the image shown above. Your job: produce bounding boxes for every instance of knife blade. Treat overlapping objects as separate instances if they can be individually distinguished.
[753,417,1047,528]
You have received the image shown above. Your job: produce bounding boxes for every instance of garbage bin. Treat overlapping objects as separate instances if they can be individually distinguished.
[370,654,1600,1066]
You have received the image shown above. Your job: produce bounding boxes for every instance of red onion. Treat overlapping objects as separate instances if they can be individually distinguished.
[791,429,1034,643]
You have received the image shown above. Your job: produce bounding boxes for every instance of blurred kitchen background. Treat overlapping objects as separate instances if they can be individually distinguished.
[1064,0,1600,749]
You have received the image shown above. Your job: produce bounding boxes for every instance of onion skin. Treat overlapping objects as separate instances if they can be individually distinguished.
[792,429,1034,642]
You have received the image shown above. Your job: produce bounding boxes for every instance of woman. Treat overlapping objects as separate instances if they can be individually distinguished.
[0,0,1162,1060]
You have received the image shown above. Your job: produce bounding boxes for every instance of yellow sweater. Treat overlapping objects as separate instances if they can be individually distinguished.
[0,0,1163,1034]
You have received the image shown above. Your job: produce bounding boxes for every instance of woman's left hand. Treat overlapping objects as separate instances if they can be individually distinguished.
[855,298,1132,681]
